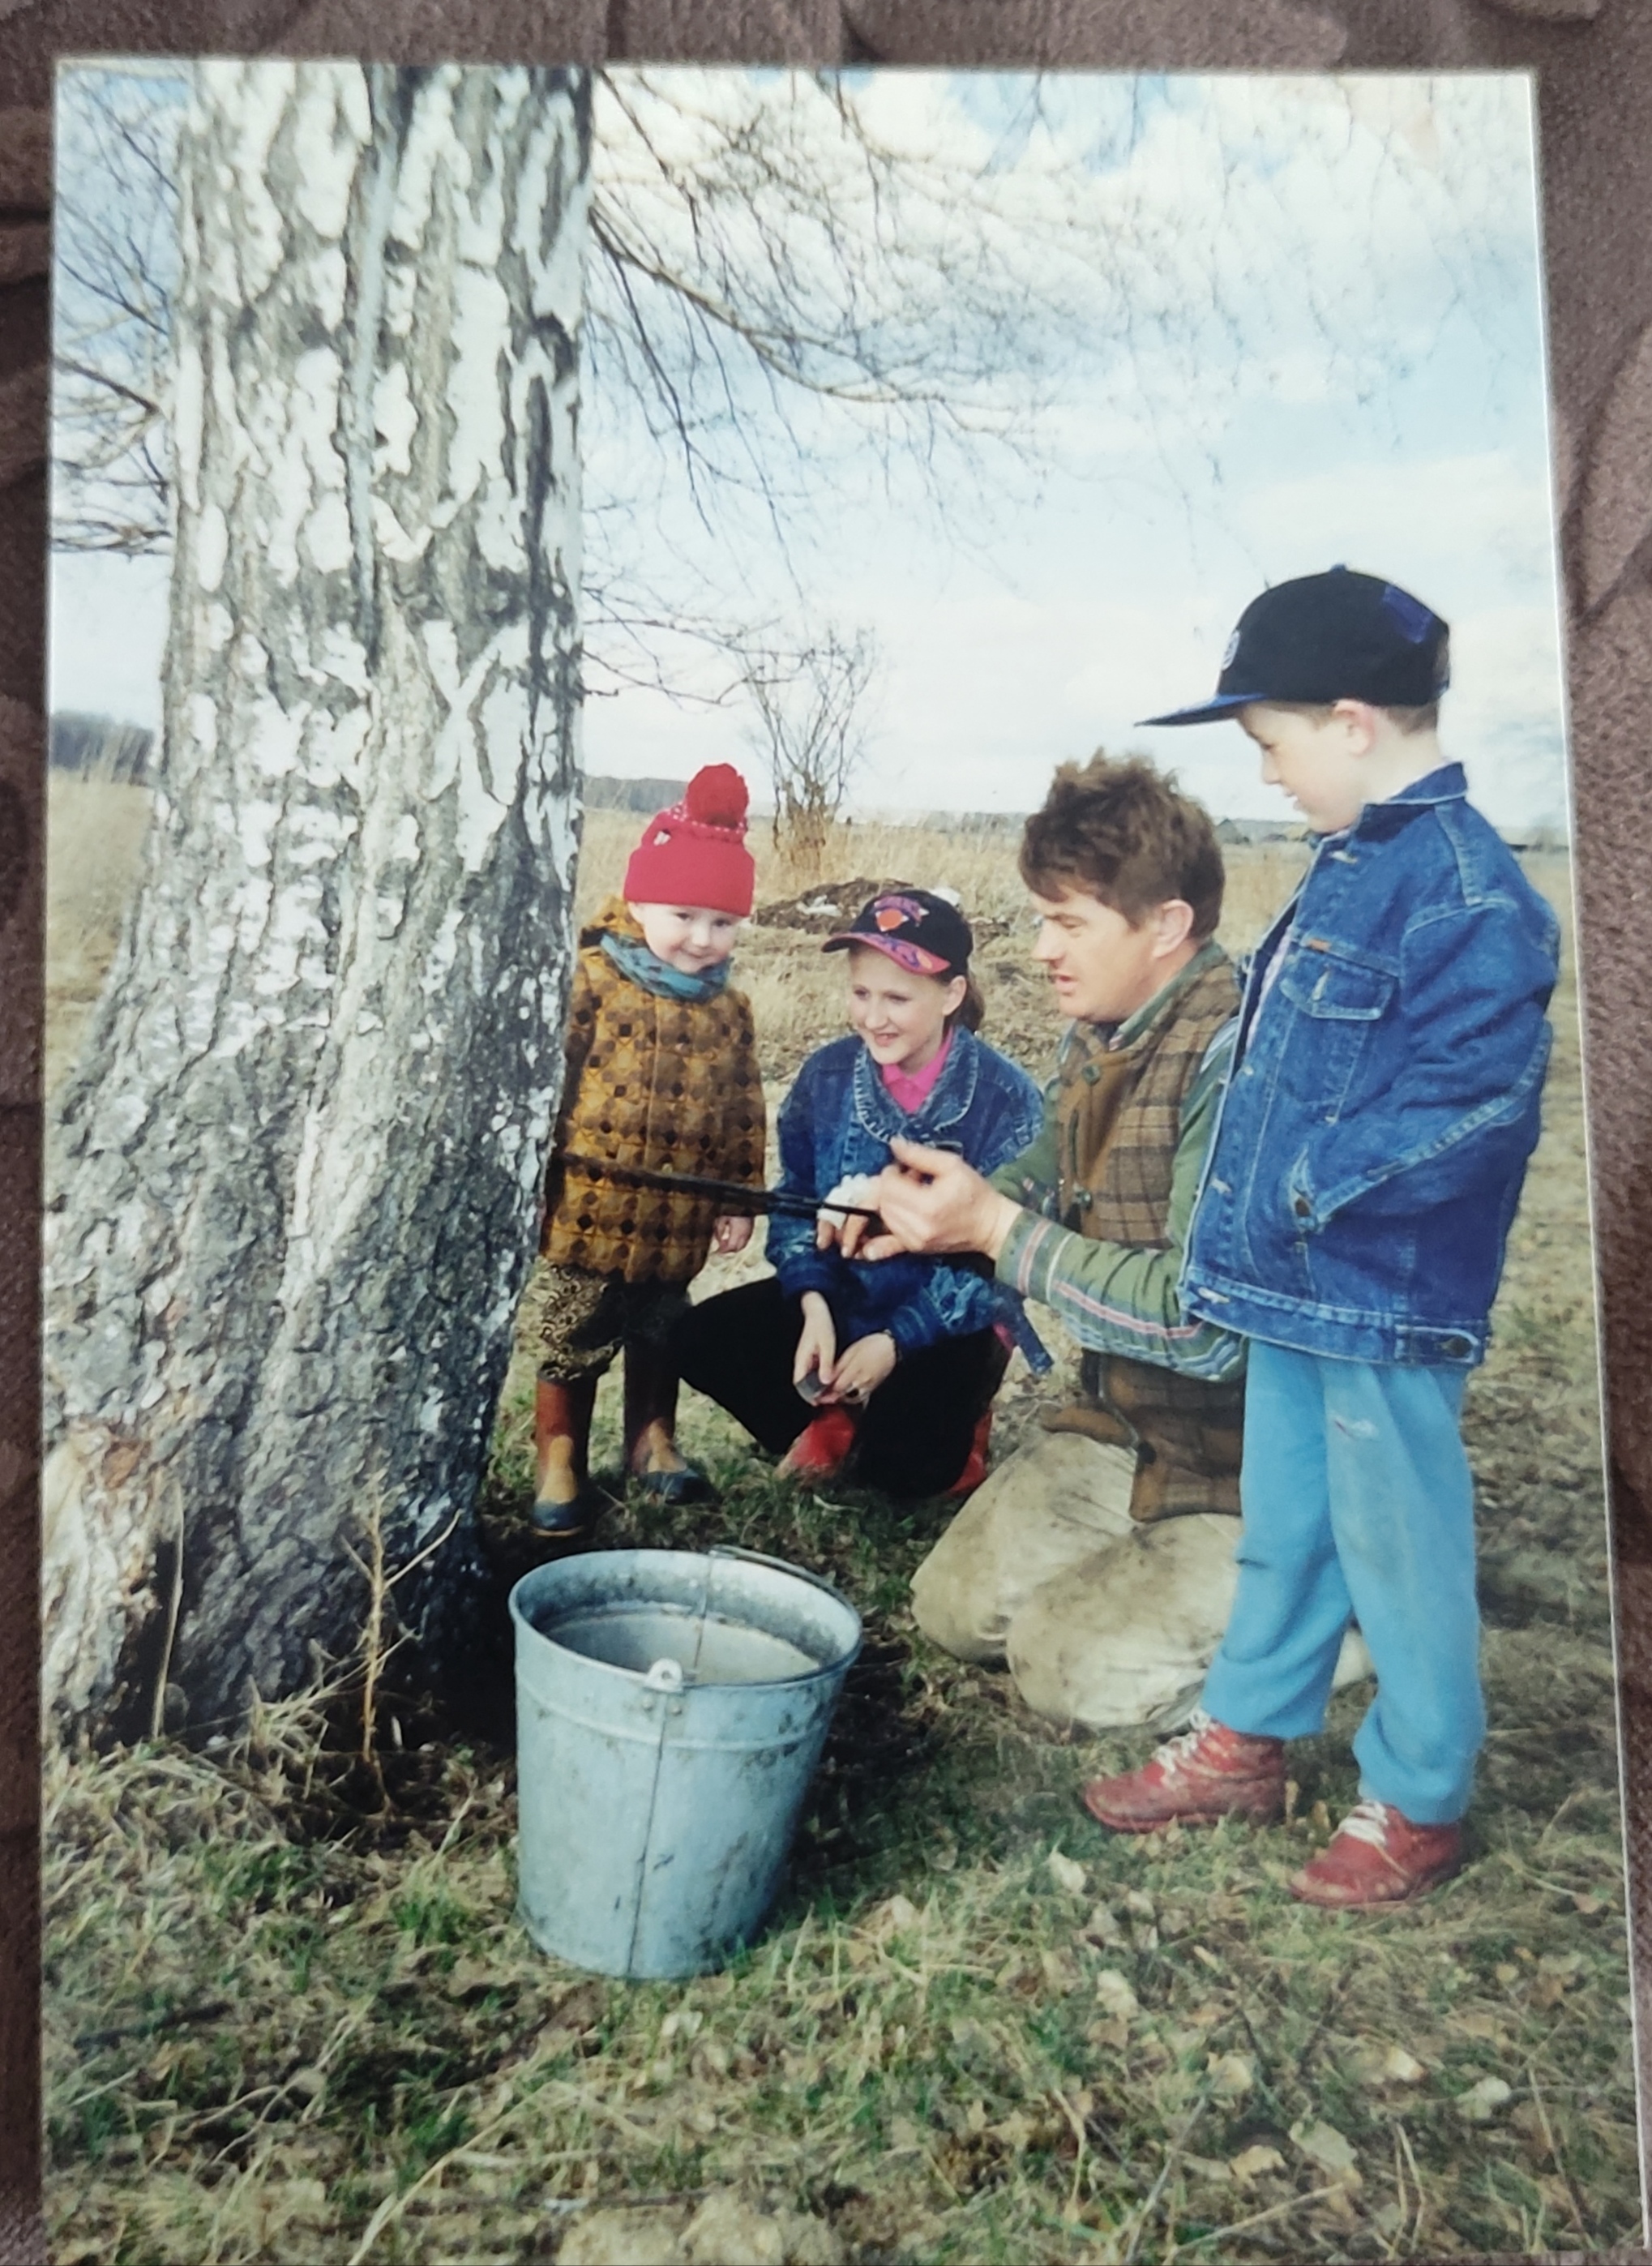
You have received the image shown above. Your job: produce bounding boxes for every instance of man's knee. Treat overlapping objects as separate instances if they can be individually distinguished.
[909,1460,1021,1663]
[910,1433,1136,1664]
[1007,1512,1243,1729]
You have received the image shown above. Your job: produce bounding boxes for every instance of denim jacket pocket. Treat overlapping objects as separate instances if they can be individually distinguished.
[1278,937,1397,1020]
[1276,940,1397,1120]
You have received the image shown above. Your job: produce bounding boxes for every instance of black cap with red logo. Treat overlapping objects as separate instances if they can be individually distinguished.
[822,889,974,979]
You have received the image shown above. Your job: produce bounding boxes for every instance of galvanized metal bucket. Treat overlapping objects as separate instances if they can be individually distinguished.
[509,1545,862,1979]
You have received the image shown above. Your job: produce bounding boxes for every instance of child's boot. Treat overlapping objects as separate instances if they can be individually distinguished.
[1287,1798,1463,1908]
[944,1407,995,1498]
[532,1375,604,1539]
[1082,1709,1286,1831]
[778,1403,859,1483]
[623,1340,713,1506]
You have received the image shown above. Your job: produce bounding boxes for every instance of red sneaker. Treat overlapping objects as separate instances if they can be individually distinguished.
[943,1409,995,1499]
[1288,1798,1464,1908]
[778,1404,858,1481]
[1081,1710,1286,1833]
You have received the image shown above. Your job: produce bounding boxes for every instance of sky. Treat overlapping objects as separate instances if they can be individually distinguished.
[49,67,1571,835]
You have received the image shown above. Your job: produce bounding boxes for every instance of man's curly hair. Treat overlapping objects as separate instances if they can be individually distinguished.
[1019,755,1224,940]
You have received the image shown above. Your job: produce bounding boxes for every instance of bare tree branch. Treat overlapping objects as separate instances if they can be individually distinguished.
[49,66,1527,708]
[738,625,879,859]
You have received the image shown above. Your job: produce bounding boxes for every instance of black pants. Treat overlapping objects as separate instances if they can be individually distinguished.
[673,1277,1008,1498]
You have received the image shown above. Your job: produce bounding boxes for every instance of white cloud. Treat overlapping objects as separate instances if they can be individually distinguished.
[49,550,171,730]
[1440,602,1570,834]
[589,438,1573,833]
[1232,450,1557,601]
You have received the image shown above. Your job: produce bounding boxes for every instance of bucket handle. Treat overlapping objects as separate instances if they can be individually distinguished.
[708,1543,858,1617]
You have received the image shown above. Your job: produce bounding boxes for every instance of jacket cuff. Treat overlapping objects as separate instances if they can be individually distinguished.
[990,1160,1053,1212]
[774,1252,838,1302]
[994,1207,1051,1299]
[884,1305,932,1361]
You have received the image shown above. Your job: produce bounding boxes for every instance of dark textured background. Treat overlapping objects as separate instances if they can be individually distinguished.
[3,7,1649,2261]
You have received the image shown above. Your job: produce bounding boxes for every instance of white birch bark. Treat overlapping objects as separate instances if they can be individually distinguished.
[44,62,590,1733]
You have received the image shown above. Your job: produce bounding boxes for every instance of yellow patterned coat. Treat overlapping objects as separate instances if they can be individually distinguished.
[541,898,766,1283]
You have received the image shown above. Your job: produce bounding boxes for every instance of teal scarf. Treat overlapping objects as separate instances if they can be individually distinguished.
[601,930,732,1003]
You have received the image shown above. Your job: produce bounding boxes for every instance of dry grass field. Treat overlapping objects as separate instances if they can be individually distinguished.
[42,786,1637,2263]
[45,772,154,1097]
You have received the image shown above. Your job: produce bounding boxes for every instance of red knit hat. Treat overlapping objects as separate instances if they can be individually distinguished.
[623,765,755,918]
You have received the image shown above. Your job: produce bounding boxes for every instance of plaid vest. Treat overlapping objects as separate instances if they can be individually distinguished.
[1042,950,1246,1519]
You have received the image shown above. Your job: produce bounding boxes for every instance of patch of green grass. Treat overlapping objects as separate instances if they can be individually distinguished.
[396,2092,473,2177]
[199,1836,329,1914]
[389,1883,473,1950]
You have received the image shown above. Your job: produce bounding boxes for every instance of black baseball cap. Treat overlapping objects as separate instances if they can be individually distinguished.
[822,889,973,979]
[1139,566,1451,726]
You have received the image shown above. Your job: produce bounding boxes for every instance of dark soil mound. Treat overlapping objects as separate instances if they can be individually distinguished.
[753,877,1012,941]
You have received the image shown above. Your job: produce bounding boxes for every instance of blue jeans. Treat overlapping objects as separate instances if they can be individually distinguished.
[1200,1341,1483,1824]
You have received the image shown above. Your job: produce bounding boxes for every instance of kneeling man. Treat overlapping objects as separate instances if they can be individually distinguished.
[850,756,1365,1728]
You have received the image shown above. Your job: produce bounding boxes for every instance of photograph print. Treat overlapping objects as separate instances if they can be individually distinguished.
[41,58,1637,2264]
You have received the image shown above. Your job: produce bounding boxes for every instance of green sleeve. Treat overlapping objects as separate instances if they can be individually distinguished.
[991,1034,1245,1381]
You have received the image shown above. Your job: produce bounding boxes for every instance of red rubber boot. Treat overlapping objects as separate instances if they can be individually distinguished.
[944,1407,995,1498]
[777,1404,859,1482]
[532,1376,602,1539]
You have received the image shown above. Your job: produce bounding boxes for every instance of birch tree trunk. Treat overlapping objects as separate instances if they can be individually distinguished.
[43,62,590,1736]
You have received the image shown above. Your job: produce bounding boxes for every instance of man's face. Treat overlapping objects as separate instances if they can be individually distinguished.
[1239,702,1370,834]
[1029,887,1175,1026]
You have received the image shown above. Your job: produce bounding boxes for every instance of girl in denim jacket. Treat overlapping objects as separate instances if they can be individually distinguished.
[674,890,1046,1497]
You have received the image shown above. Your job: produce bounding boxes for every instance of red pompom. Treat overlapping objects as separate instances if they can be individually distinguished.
[684,764,748,828]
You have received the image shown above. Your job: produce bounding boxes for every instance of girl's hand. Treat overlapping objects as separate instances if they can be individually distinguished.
[816,1174,884,1252]
[794,1292,837,1394]
[712,1214,753,1254]
[829,1331,897,1406]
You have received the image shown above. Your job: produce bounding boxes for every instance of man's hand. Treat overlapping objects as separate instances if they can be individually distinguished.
[711,1214,753,1255]
[828,1330,897,1406]
[793,1291,837,1394]
[839,1138,1023,1263]
[815,1173,884,1251]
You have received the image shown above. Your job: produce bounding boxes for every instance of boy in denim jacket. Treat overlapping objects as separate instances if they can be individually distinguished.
[1083,568,1560,1906]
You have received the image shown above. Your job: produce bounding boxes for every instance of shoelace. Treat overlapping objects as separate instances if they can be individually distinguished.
[1333,1797,1397,1848]
[1152,1708,1216,1780]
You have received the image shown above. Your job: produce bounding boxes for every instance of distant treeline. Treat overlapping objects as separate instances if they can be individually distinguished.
[582,775,689,812]
[51,712,155,786]
[45,729,1564,852]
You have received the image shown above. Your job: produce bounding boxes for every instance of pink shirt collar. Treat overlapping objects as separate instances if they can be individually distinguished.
[879,1028,954,1115]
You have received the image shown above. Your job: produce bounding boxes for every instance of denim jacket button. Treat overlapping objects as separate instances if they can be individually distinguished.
[1292,1196,1312,1219]
[1442,1334,1472,1358]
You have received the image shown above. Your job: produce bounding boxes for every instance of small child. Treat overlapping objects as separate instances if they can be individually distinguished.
[530,765,765,1537]
[1083,566,1560,1907]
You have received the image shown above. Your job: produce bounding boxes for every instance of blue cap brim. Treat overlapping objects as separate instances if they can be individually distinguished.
[1136,692,1260,728]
